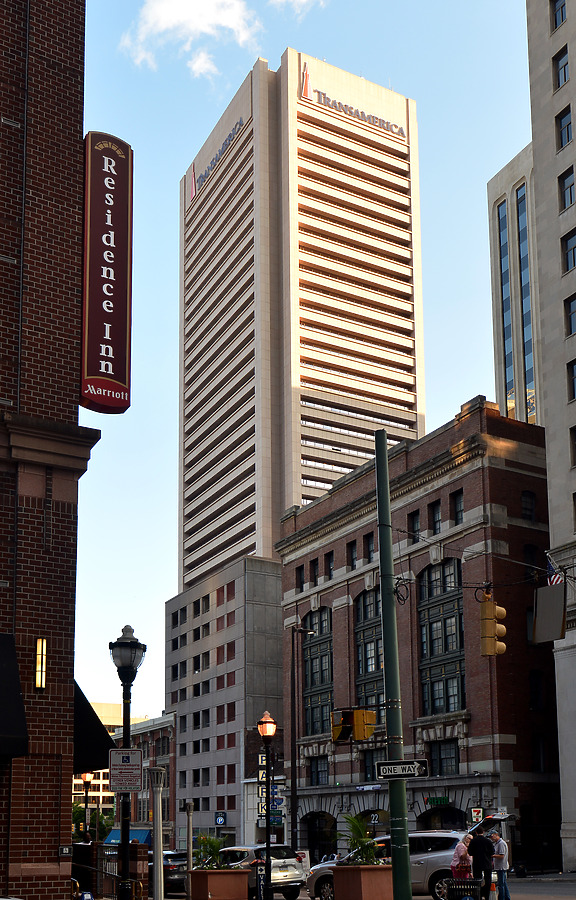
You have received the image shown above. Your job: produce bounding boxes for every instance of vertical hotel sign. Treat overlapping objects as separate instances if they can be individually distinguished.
[81,132,133,413]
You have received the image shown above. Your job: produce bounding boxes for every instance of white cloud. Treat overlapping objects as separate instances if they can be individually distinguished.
[187,49,219,78]
[268,0,325,12]
[121,0,262,70]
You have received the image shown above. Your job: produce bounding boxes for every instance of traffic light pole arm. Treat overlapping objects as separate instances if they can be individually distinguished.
[375,429,411,900]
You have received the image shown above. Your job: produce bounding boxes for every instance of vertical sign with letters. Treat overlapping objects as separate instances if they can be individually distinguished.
[81,132,133,413]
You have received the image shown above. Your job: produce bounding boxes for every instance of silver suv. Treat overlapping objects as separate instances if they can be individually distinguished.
[220,843,306,900]
[307,831,464,900]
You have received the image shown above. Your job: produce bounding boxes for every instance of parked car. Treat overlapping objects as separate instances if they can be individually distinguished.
[219,843,306,900]
[307,831,465,900]
[148,850,188,895]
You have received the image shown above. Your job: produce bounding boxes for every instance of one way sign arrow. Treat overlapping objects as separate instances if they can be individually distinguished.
[375,759,429,780]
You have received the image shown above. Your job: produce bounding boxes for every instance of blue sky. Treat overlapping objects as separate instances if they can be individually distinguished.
[76,0,532,715]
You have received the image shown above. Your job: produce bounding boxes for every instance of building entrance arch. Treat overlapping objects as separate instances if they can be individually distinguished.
[300,811,337,866]
[356,807,390,837]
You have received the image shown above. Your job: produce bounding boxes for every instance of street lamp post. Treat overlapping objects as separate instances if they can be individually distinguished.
[257,711,277,900]
[149,767,166,900]
[80,772,94,840]
[110,625,146,900]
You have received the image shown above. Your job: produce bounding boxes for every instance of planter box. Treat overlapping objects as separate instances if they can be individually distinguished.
[189,868,250,900]
[333,864,393,900]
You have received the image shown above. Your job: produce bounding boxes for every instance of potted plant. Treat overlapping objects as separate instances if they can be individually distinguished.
[189,833,249,900]
[333,814,393,900]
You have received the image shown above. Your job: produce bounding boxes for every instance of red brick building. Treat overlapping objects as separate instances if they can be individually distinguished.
[0,3,101,897]
[277,397,560,868]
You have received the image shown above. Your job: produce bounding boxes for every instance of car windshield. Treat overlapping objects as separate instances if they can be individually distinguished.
[220,849,249,864]
[269,847,297,860]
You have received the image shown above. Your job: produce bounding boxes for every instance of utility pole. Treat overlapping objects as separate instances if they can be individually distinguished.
[375,429,411,900]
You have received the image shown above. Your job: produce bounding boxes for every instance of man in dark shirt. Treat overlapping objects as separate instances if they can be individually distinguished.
[468,827,494,900]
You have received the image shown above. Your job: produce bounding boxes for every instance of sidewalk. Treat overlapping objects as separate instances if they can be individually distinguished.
[521,872,576,882]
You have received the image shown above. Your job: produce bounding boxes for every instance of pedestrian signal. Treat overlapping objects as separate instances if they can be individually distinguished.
[352,709,377,741]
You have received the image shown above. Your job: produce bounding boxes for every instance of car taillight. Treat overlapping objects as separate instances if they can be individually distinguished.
[296,854,304,862]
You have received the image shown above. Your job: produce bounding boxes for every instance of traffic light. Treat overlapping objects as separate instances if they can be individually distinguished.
[331,708,377,742]
[353,709,377,741]
[331,709,354,742]
[480,588,506,656]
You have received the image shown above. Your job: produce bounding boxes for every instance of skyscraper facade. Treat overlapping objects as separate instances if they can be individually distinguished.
[179,48,425,587]
[171,49,425,842]
[488,144,541,425]
[489,0,576,869]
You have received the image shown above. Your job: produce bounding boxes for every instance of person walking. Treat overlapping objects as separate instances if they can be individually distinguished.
[489,831,510,900]
[450,834,472,879]
[468,827,494,900]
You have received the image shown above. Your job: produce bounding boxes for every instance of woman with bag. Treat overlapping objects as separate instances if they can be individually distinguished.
[451,833,473,879]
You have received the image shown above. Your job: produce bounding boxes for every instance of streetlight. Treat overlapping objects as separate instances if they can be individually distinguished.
[257,711,277,900]
[290,626,314,851]
[110,625,146,900]
[80,772,94,840]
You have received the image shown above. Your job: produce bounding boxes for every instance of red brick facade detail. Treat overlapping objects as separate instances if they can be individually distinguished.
[0,3,99,897]
[277,398,560,864]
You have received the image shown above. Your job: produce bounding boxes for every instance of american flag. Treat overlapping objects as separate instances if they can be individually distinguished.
[547,558,564,585]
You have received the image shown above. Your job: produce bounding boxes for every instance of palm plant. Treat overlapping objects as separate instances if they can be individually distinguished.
[338,813,383,865]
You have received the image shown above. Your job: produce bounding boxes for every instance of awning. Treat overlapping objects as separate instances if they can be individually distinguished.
[104,829,151,846]
[0,633,29,759]
[74,681,116,774]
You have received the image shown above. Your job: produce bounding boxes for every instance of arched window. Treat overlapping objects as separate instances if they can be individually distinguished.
[302,608,333,736]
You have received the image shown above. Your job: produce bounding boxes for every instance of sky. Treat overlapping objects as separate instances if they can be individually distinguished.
[75,0,533,716]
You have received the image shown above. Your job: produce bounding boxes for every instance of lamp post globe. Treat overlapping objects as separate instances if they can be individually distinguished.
[257,711,277,900]
[109,626,146,900]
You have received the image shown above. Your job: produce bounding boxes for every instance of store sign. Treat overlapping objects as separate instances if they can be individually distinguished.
[81,132,133,414]
[301,62,406,139]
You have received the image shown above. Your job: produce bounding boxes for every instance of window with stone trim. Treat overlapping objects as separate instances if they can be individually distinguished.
[302,608,333,736]
[309,756,329,786]
[355,589,385,724]
[429,739,459,776]
[418,559,465,717]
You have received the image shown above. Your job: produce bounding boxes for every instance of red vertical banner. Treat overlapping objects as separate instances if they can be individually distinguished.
[81,132,133,413]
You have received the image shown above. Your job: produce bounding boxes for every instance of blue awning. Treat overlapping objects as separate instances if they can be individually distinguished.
[104,829,151,846]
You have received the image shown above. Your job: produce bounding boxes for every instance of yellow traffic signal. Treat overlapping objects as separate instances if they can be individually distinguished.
[480,592,506,656]
[353,709,377,741]
[331,709,354,743]
[331,708,377,742]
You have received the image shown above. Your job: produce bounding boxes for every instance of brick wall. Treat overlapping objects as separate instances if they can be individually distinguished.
[0,3,100,898]
[278,398,559,855]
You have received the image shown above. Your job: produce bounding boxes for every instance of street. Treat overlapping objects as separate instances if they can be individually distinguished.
[167,877,575,900]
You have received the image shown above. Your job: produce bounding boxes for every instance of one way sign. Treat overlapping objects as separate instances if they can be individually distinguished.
[375,760,429,780]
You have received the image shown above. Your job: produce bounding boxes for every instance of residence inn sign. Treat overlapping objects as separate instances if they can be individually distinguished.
[81,132,133,413]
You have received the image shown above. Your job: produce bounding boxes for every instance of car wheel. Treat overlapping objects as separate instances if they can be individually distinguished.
[429,871,452,900]
[282,889,301,900]
[318,877,335,900]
